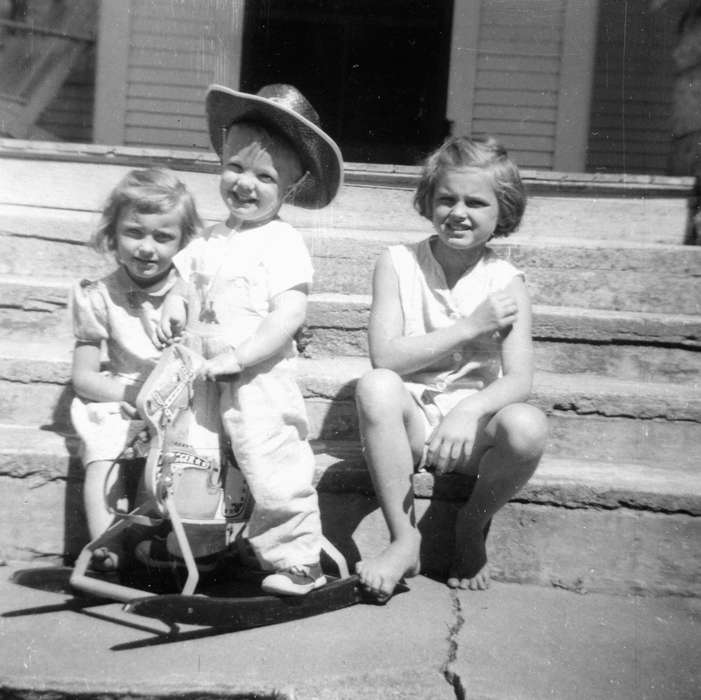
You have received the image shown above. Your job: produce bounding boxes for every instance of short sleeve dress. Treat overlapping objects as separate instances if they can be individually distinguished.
[70,267,175,465]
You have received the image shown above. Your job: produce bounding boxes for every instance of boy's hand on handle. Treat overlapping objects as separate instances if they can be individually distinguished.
[200,348,243,382]
[464,291,518,337]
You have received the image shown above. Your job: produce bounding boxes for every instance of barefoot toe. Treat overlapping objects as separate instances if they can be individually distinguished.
[449,524,491,592]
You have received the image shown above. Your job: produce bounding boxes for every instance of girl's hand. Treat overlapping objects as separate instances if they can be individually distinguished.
[464,291,518,337]
[156,294,187,347]
[142,317,165,350]
[425,406,482,475]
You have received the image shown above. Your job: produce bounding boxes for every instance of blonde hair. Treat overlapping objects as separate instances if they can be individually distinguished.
[413,136,526,237]
[92,168,201,254]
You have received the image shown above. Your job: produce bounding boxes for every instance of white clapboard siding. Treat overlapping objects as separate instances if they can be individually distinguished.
[476,54,562,75]
[131,16,224,36]
[120,0,241,150]
[479,39,561,56]
[472,120,555,138]
[472,105,557,123]
[127,67,214,87]
[128,84,207,103]
[128,97,205,118]
[586,1,676,174]
[130,48,217,71]
[474,90,559,109]
[125,111,206,131]
[472,0,567,169]
[123,127,210,150]
[134,0,229,22]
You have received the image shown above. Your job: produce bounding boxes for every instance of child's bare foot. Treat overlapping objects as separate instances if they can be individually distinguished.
[447,563,490,590]
[356,532,421,602]
[448,527,490,591]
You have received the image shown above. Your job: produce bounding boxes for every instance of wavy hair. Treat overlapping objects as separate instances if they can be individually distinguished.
[92,168,201,254]
[413,136,526,237]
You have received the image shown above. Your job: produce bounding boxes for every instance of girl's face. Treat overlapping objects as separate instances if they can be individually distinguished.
[430,167,499,253]
[220,124,303,228]
[115,206,183,287]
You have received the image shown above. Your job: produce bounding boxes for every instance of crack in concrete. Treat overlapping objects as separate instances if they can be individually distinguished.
[550,405,701,421]
[510,496,701,517]
[442,590,467,700]
[0,470,66,483]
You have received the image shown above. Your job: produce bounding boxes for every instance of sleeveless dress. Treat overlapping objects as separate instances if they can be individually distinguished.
[388,237,524,427]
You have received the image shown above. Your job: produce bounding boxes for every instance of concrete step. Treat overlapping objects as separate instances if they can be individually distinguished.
[0,139,697,244]
[3,226,701,313]
[0,343,699,471]
[305,357,701,457]
[1,425,699,597]
[4,277,700,384]
[310,236,701,314]
[306,297,701,384]
[2,562,699,700]
[302,360,701,470]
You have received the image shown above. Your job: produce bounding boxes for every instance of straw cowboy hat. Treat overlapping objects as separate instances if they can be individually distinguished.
[206,83,343,209]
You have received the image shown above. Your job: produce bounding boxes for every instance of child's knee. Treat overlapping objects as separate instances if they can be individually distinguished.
[496,403,548,461]
[355,368,404,419]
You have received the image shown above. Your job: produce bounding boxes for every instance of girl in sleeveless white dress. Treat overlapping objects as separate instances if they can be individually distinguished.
[355,137,548,600]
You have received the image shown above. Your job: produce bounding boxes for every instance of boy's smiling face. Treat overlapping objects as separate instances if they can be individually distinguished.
[220,123,303,228]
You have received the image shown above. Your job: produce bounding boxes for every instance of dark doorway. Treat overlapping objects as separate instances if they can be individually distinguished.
[241,0,454,165]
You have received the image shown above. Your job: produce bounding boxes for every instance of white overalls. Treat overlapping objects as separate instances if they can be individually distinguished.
[174,219,321,570]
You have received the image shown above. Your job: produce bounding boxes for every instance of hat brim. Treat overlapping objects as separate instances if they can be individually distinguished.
[206,84,343,209]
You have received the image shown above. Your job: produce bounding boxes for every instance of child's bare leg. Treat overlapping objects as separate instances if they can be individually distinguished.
[83,459,127,569]
[450,403,547,590]
[354,369,424,600]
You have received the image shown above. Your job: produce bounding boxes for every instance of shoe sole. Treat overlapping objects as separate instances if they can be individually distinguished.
[260,574,327,596]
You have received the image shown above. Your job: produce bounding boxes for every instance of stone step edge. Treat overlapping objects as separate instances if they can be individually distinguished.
[298,358,701,421]
[1,426,699,516]
[5,228,701,288]
[307,297,701,348]
[0,351,700,422]
[1,137,695,196]
[2,281,701,349]
[7,222,701,255]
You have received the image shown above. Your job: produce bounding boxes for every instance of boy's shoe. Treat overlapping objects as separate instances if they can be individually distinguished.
[261,563,326,596]
[134,537,218,574]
